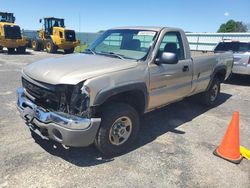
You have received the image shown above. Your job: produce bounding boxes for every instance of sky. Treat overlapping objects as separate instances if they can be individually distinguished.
[0,0,249,33]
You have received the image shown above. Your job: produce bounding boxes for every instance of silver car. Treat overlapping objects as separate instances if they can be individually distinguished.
[214,41,250,75]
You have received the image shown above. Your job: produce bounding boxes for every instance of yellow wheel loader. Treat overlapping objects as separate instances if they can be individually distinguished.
[0,12,28,54]
[32,17,80,54]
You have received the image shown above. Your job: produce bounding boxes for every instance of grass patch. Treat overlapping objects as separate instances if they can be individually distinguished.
[74,44,88,53]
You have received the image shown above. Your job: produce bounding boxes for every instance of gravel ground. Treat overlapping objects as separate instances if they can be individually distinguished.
[0,49,249,188]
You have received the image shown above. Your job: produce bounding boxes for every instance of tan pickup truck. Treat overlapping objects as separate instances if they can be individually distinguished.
[17,26,233,155]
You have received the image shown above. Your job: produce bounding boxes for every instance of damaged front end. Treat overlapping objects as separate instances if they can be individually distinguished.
[22,77,91,118]
[62,82,91,118]
[17,77,101,147]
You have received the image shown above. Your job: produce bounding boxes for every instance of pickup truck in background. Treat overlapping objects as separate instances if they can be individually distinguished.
[17,26,233,155]
[214,40,250,76]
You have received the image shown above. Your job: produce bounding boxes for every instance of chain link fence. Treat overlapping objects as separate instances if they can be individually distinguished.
[23,30,250,52]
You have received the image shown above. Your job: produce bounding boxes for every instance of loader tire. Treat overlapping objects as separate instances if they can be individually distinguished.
[17,46,26,54]
[7,48,15,54]
[64,48,74,54]
[32,39,42,51]
[45,39,57,53]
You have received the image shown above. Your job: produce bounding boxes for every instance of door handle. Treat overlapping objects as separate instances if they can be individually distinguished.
[182,65,189,72]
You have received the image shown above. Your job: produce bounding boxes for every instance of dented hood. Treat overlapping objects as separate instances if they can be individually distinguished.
[23,53,137,85]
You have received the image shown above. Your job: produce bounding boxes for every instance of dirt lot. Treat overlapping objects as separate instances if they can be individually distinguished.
[0,50,249,188]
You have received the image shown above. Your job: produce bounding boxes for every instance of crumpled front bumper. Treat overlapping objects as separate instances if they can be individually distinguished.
[16,87,101,147]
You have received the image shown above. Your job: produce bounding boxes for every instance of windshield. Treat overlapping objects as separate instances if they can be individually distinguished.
[51,19,64,27]
[89,29,158,60]
[0,13,15,23]
[214,42,250,53]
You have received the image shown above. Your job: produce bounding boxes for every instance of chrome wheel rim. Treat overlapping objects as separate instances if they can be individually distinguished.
[109,116,132,146]
[210,84,219,101]
[32,41,36,48]
[47,43,51,51]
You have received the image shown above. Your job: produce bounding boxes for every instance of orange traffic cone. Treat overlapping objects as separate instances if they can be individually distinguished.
[213,112,243,164]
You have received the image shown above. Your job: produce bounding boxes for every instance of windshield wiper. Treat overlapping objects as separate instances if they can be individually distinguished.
[82,48,96,55]
[98,51,125,60]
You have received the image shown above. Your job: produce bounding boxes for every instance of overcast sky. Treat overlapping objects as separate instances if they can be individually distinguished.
[1,0,249,32]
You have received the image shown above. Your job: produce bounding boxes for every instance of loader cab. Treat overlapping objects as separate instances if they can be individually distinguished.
[0,12,15,23]
[42,17,65,37]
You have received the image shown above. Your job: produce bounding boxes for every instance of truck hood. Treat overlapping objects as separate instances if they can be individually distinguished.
[23,54,138,85]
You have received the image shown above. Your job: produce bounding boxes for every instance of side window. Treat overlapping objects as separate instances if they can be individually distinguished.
[158,32,185,60]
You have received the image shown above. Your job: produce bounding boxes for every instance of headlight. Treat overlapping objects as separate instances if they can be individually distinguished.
[69,83,90,117]
[81,85,90,97]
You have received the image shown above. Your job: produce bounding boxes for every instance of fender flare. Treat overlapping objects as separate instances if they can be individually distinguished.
[206,65,227,90]
[94,82,149,109]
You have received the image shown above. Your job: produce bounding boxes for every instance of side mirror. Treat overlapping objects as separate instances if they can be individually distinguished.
[155,52,178,65]
[39,19,42,23]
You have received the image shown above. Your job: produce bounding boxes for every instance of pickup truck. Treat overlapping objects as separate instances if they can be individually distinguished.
[17,26,233,156]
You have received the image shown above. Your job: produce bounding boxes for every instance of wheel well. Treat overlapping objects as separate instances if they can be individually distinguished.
[215,69,226,82]
[96,90,146,116]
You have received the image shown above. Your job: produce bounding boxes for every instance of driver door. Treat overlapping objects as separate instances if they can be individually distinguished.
[148,31,193,109]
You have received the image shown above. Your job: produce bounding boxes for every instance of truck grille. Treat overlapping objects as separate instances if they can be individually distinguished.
[4,25,22,39]
[65,30,76,42]
[22,78,61,111]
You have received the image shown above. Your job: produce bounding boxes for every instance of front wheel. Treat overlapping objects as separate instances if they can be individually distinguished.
[95,103,140,156]
[17,46,26,54]
[201,77,221,106]
[45,39,57,53]
[7,48,15,54]
[64,48,74,54]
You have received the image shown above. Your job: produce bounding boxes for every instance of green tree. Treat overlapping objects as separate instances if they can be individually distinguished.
[217,20,248,33]
[97,30,105,33]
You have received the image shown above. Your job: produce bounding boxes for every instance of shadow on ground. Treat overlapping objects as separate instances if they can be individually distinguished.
[0,49,68,55]
[225,74,250,86]
[31,92,232,167]
[0,50,33,55]
[25,48,70,55]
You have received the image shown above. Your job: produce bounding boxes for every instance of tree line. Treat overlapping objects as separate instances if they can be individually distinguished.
[218,20,249,33]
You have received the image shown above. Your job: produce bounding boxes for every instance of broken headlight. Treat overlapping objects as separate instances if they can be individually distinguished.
[69,82,90,117]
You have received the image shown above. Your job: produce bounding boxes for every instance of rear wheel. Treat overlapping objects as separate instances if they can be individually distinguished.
[95,103,140,156]
[45,39,57,53]
[32,39,42,51]
[17,46,26,54]
[201,77,221,106]
[7,48,15,54]
[64,48,74,54]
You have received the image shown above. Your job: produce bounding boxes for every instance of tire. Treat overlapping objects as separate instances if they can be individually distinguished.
[95,103,140,156]
[45,39,57,53]
[17,46,26,54]
[64,48,75,54]
[7,48,15,54]
[201,77,221,106]
[32,39,42,51]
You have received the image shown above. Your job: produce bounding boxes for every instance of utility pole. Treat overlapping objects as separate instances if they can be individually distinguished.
[79,13,81,33]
